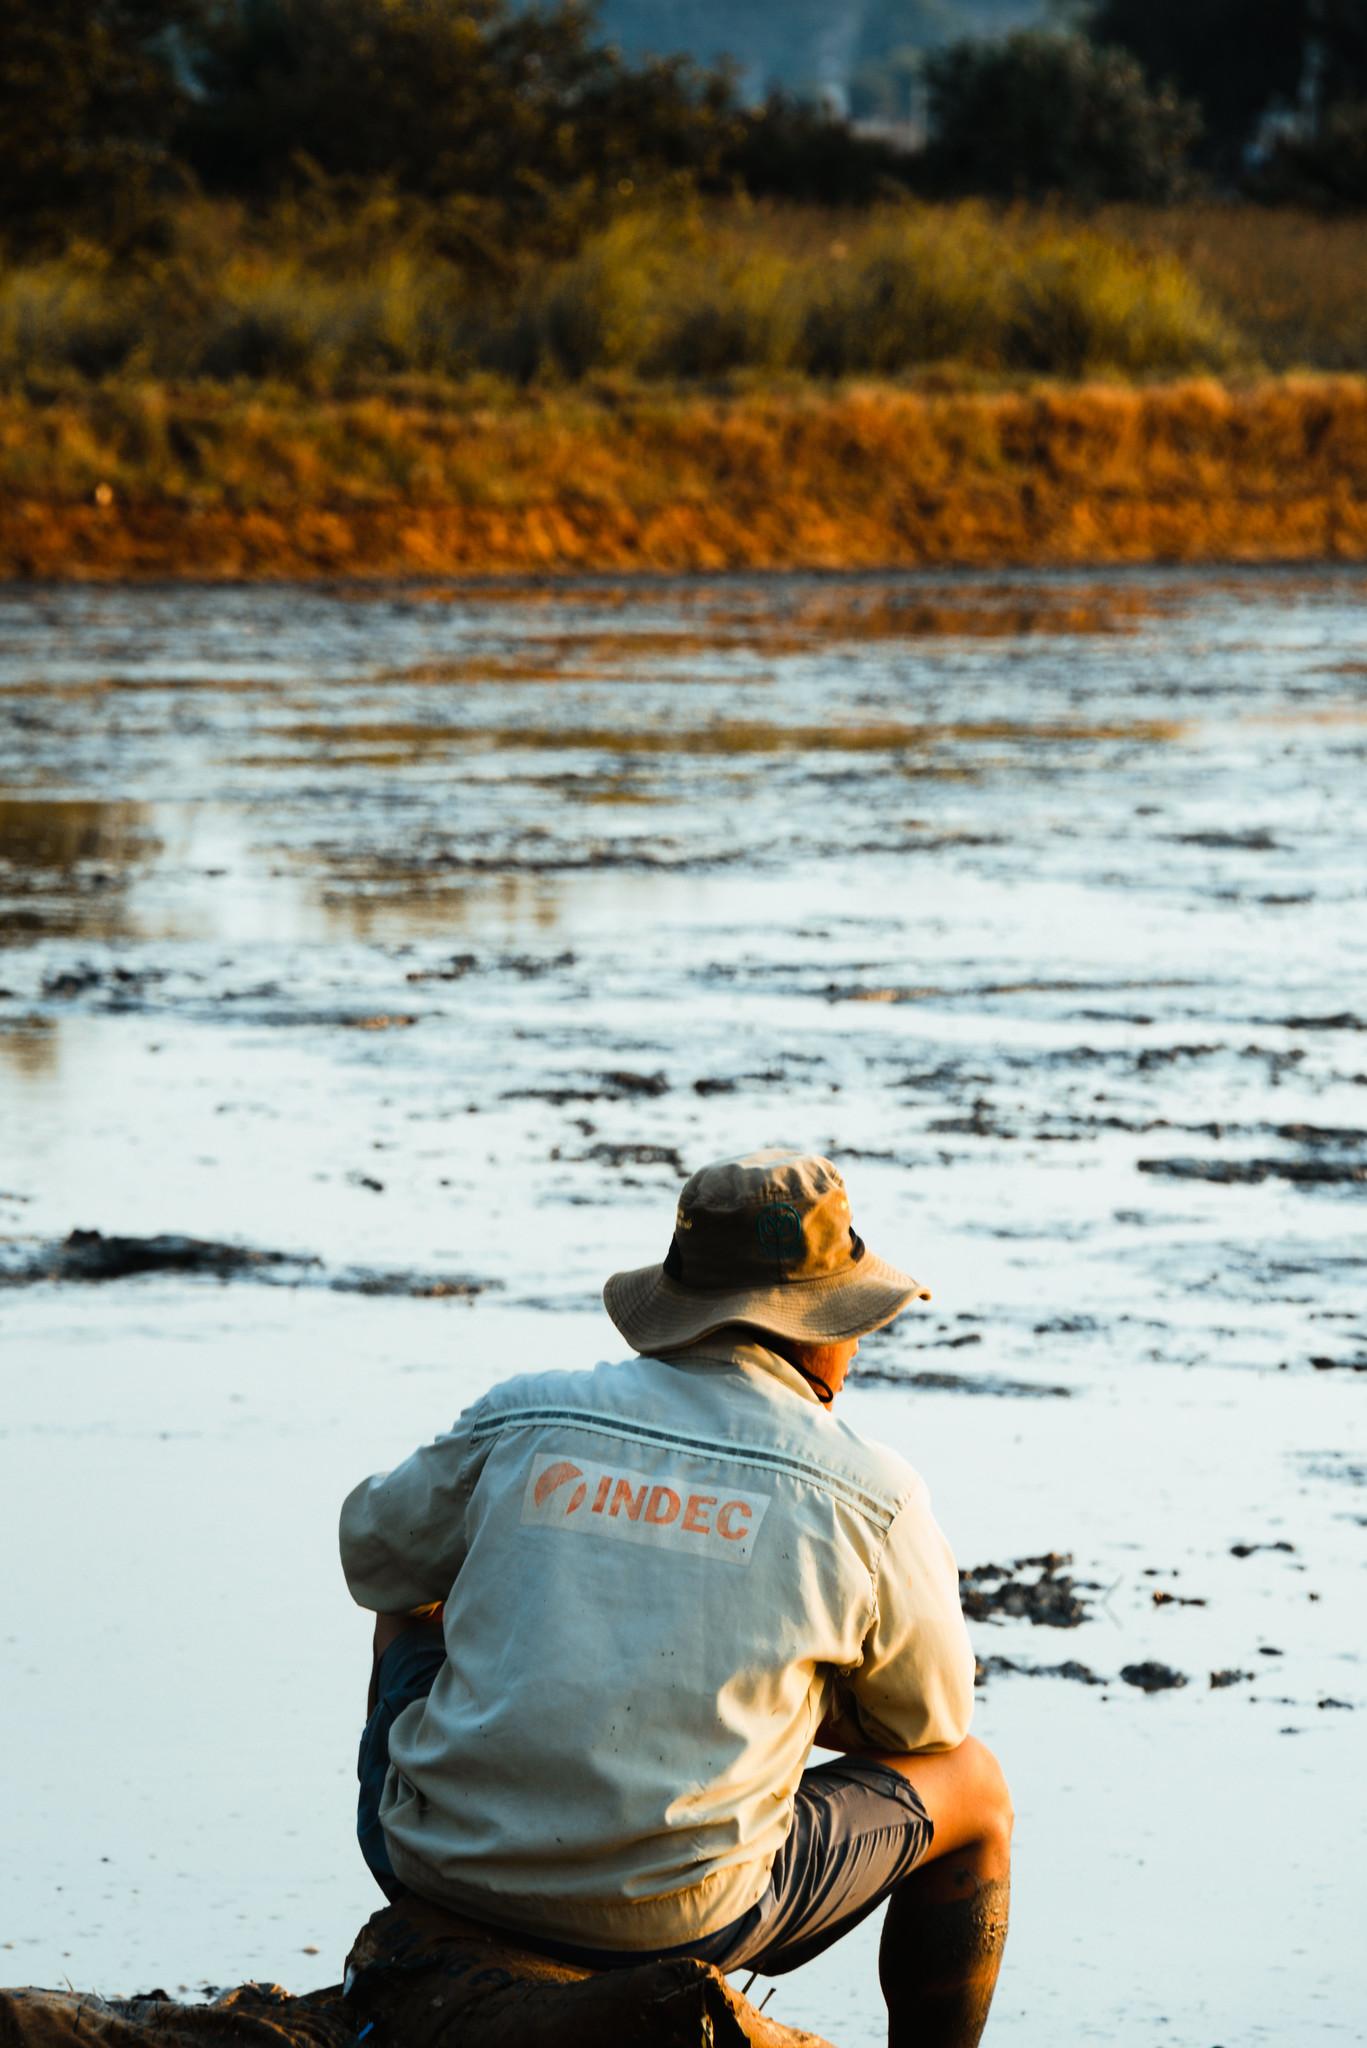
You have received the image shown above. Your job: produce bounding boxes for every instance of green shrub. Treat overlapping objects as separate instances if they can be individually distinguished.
[0,199,1254,390]
[1005,232,1240,374]
[799,209,1011,375]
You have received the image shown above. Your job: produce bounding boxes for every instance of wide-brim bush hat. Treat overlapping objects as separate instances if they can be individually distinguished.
[603,1148,929,1352]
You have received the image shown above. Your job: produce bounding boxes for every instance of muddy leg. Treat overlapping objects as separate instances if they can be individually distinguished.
[826,1736,1012,2048]
[879,1859,1009,2048]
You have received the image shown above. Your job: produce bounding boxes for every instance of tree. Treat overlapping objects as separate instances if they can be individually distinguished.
[922,29,1201,201]
[1087,0,1367,171]
[0,0,200,245]
[181,0,739,261]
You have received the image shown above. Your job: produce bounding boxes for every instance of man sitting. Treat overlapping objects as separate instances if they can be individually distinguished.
[341,1149,1011,2047]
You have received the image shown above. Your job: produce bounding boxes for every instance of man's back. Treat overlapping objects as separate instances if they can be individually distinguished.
[340,1336,973,1951]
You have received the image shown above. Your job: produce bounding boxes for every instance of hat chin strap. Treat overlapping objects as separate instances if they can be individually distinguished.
[794,1365,836,1406]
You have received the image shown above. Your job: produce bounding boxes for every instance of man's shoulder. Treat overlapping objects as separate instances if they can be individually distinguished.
[808,1403,927,1518]
[468,1353,651,1423]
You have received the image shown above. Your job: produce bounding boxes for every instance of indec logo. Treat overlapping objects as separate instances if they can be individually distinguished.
[532,1460,588,1513]
[521,1452,771,1566]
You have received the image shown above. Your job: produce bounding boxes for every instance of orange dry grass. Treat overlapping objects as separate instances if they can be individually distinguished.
[2,377,1364,579]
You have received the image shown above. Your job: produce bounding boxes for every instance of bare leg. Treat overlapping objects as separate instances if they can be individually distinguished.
[825,1735,1012,2048]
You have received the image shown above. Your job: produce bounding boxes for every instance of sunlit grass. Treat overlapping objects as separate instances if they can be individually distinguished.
[0,198,1259,390]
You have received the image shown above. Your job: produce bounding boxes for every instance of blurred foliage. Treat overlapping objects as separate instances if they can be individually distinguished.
[2,0,1364,299]
[180,0,738,269]
[1087,0,1367,171]
[1095,199,1367,368]
[848,0,1036,120]
[0,198,1245,389]
[922,31,1201,201]
[0,0,202,247]
[725,97,919,203]
[1256,98,1367,207]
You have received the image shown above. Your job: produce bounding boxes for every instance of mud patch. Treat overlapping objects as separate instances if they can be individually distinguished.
[566,1142,687,1176]
[0,1230,492,1299]
[855,1366,1072,1398]
[959,1554,1098,1628]
[975,1655,1106,1686]
[1120,1661,1188,1692]
[1138,1156,1367,1186]
[503,1070,670,1105]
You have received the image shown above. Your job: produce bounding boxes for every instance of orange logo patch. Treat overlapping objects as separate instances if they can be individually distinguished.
[520,1452,770,1565]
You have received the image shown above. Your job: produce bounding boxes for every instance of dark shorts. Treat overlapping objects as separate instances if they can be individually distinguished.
[358,1628,933,1976]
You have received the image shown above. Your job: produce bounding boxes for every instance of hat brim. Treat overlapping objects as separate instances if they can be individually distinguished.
[602,1251,929,1353]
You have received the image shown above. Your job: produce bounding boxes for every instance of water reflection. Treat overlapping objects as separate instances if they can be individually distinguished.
[0,796,157,946]
[0,796,154,872]
[313,868,566,941]
[0,1012,59,1078]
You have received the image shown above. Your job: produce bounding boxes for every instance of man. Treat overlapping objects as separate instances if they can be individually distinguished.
[341,1150,1011,2047]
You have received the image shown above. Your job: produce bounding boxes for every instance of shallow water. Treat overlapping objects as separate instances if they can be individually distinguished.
[1,567,1365,2043]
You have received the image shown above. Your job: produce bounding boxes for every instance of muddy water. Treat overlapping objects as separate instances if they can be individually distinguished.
[1,568,1364,2044]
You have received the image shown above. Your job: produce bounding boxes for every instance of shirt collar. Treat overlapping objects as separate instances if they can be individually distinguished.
[647,1334,821,1406]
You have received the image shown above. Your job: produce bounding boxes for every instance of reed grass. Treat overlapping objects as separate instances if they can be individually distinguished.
[4,375,1364,580]
[0,199,1267,390]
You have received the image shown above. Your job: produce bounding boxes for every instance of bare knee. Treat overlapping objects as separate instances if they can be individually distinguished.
[959,1736,1013,1853]
[859,1730,1013,1871]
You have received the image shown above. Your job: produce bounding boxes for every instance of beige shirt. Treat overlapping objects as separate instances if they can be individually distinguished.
[339,1338,975,1949]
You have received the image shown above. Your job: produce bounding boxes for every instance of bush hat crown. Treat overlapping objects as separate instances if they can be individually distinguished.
[603,1148,929,1353]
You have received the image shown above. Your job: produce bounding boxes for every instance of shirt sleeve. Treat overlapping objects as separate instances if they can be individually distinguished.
[338,1406,487,1613]
[827,1477,976,1755]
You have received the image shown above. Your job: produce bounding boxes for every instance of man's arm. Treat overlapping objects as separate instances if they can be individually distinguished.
[819,1477,975,1755]
[340,1409,485,1615]
[365,1603,444,1717]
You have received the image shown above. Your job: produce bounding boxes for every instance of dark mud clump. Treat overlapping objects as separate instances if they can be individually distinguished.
[40,963,168,1003]
[975,1655,1105,1687]
[0,1230,492,1299]
[1138,1156,1367,1186]
[1172,828,1279,851]
[405,950,577,984]
[1120,1661,1188,1692]
[960,1553,1096,1627]
[504,1069,670,1105]
[39,1229,300,1283]
[330,1269,488,1299]
[573,1142,687,1176]
[856,1365,1073,1398]
[1271,1013,1367,1031]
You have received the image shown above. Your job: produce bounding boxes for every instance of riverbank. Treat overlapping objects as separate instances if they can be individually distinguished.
[3,376,1365,580]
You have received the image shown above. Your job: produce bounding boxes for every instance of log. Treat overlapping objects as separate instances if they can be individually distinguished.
[343,1898,838,2047]
[0,1900,839,2048]
[0,1982,351,2048]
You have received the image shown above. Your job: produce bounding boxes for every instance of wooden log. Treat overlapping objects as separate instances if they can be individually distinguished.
[0,1981,351,2047]
[343,1898,838,2047]
[0,1901,839,2048]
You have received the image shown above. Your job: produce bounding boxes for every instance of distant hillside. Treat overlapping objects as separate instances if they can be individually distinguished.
[582,1,1051,111]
